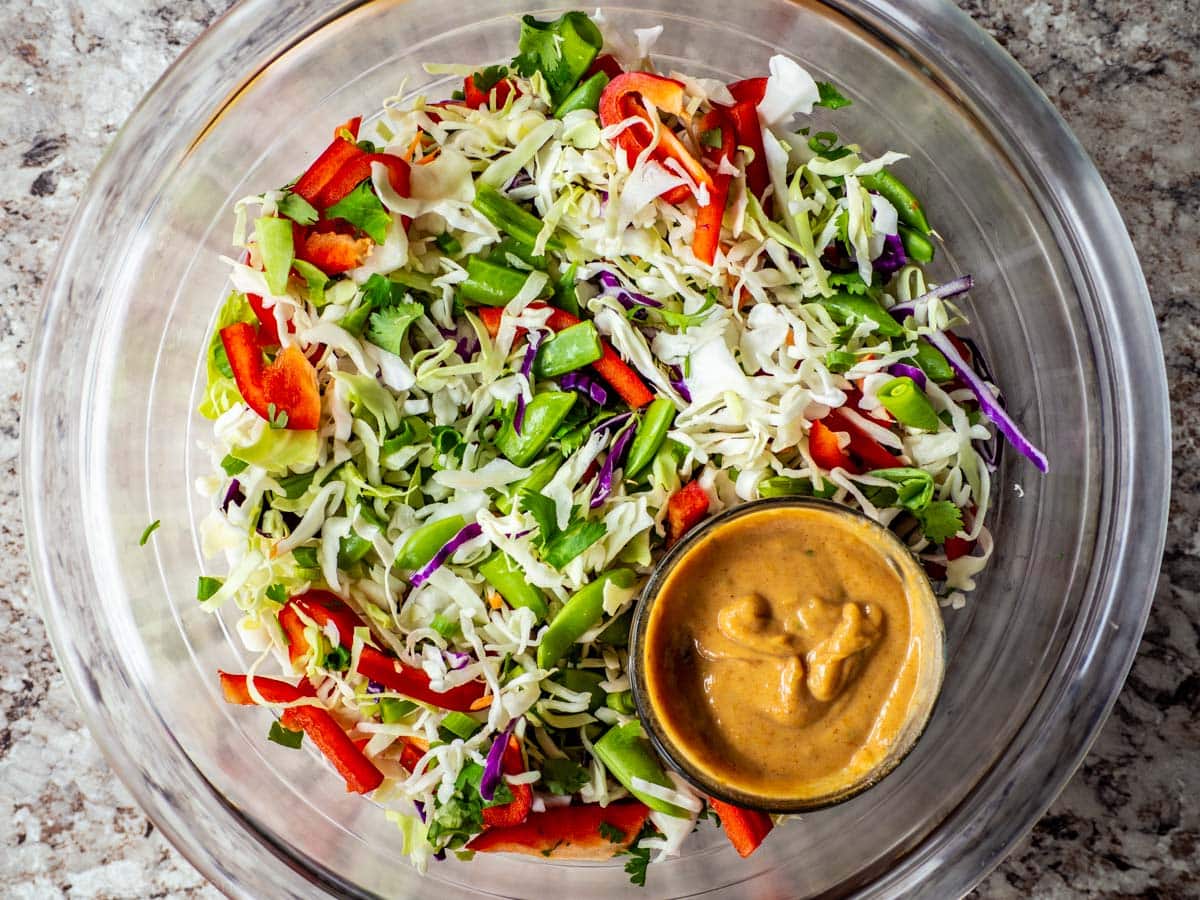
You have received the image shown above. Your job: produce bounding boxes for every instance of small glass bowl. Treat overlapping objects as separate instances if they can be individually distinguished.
[630,497,946,813]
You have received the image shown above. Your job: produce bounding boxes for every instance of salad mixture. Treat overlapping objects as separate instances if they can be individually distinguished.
[195,11,1048,882]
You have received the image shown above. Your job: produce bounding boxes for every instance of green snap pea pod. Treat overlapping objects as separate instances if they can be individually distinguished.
[553,263,580,317]
[757,475,836,499]
[337,531,373,567]
[439,711,482,741]
[380,698,417,724]
[624,398,675,479]
[434,232,462,257]
[473,183,564,252]
[860,170,931,235]
[533,321,603,377]
[536,568,636,670]
[596,610,631,647]
[912,340,954,382]
[556,669,605,712]
[393,515,466,571]
[388,269,438,296]
[898,224,935,264]
[495,454,561,514]
[488,236,547,271]
[877,376,940,431]
[479,551,550,621]
[459,257,534,306]
[604,690,636,715]
[593,721,690,817]
[553,71,609,117]
[496,391,577,466]
[818,292,904,337]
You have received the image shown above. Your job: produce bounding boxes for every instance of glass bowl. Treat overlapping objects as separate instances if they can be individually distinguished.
[630,497,946,813]
[24,1,1169,897]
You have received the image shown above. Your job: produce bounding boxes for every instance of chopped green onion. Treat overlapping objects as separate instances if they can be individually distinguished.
[268,721,304,749]
[139,520,161,546]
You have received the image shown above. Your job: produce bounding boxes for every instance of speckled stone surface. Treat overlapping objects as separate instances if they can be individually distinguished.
[1,1,1195,897]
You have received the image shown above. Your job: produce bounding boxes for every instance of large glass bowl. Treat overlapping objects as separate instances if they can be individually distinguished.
[24,1,1169,897]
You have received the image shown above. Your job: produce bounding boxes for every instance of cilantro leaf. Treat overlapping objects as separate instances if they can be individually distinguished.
[326,181,391,244]
[598,820,625,843]
[471,64,509,93]
[277,191,318,226]
[267,721,304,749]
[543,757,590,795]
[828,270,870,296]
[917,500,964,543]
[366,302,423,356]
[323,645,351,671]
[512,12,602,104]
[265,583,289,604]
[542,519,607,570]
[341,273,401,336]
[519,489,561,545]
[623,844,650,886]
[815,81,852,110]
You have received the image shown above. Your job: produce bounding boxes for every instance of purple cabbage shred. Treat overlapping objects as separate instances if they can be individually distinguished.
[888,362,927,389]
[408,523,485,588]
[480,718,520,802]
[590,420,637,508]
[873,233,908,279]
[559,370,609,406]
[222,479,244,513]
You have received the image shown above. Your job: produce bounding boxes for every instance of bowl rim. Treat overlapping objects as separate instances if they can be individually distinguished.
[22,1,1170,897]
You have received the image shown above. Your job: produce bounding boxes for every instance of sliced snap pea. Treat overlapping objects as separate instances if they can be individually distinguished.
[473,183,564,252]
[860,170,931,235]
[495,454,561,514]
[337,531,373,567]
[604,690,636,715]
[554,71,609,117]
[439,711,482,741]
[877,376,940,431]
[818,292,904,337]
[459,257,533,306]
[496,391,577,467]
[898,224,935,264]
[536,568,636,670]
[912,339,954,382]
[488,236,547,271]
[757,475,836,499]
[595,610,632,647]
[554,263,580,317]
[556,669,605,712]
[394,515,466,571]
[533,321,603,378]
[388,269,438,296]
[624,398,675,479]
[593,721,690,817]
[479,551,550,621]
[380,698,417,724]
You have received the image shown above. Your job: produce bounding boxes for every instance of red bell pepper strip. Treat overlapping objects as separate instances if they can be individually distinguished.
[666,480,710,546]
[707,797,774,858]
[296,230,372,275]
[598,73,713,201]
[246,293,290,346]
[218,671,315,706]
[727,99,770,208]
[313,152,411,210]
[279,704,384,794]
[355,645,487,712]
[692,107,736,265]
[944,536,974,560]
[334,116,362,141]
[808,418,857,473]
[398,737,426,774]
[728,77,768,106]
[467,800,650,859]
[292,136,363,204]
[464,74,517,109]
[476,305,654,409]
[291,590,364,647]
[220,322,321,430]
[585,53,624,81]
[482,737,533,829]
[277,602,310,667]
[822,409,901,471]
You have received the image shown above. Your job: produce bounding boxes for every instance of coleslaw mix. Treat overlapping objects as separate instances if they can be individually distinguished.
[194,11,1047,880]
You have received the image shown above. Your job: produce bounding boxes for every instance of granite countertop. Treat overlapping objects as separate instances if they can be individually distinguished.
[1,1,1195,896]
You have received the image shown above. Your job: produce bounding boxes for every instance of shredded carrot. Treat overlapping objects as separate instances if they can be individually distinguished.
[488,591,504,610]
[469,694,494,711]
[406,735,430,751]
[416,149,441,166]
[401,133,422,163]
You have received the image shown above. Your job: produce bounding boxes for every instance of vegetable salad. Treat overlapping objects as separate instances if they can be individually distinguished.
[196,11,1047,881]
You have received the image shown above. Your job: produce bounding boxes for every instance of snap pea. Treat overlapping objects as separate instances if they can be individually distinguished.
[860,170,932,235]
[757,475,837,499]
[388,269,438,296]
[595,610,632,647]
[439,711,482,741]
[818,292,904,337]
[553,71,609,117]
[394,515,466,571]
[380,698,417,723]
[430,612,461,639]
[496,391,577,466]
[488,236,547,271]
[473,183,564,252]
[536,568,636,670]
[337,531,373,567]
[434,232,462,257]
[533,321,602,377]
[292,546,319,568]
[605,690,636,715]
[495,454,561,514]
[898,224,935,264]
[479,551,550,621]
[912,339,954,382]
[877,376,940,431]
[556,669,605,712]
[554,263,580,317]
[459,257,533,306]
[624,398,676,479]
[593,721,690,817]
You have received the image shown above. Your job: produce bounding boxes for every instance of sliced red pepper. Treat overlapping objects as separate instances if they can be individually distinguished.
[727,99,770,209]
[292,136,363,204]
[585,53,624,81]
[278,591,365,666]
[464,74,517,110]
[944,536,974,560]
[220,322,321,430]
[296,230,373,275]
[728,77,768,106]
[482,736,533,829]
[246,292,289,346]
[692,107,736,265]
[823,409,901,471]
[398,737,426,773]
[218,671,315,705]
[667,480,710,546]
[313,152,411,210]
[809,418,858,473]
[334,116,362,141]
[476,304,654,409]
[707,797,773,858]
[355,645,487,712]
[467,800,650,859]
[279,704,384,794]
[278,602,311,666]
